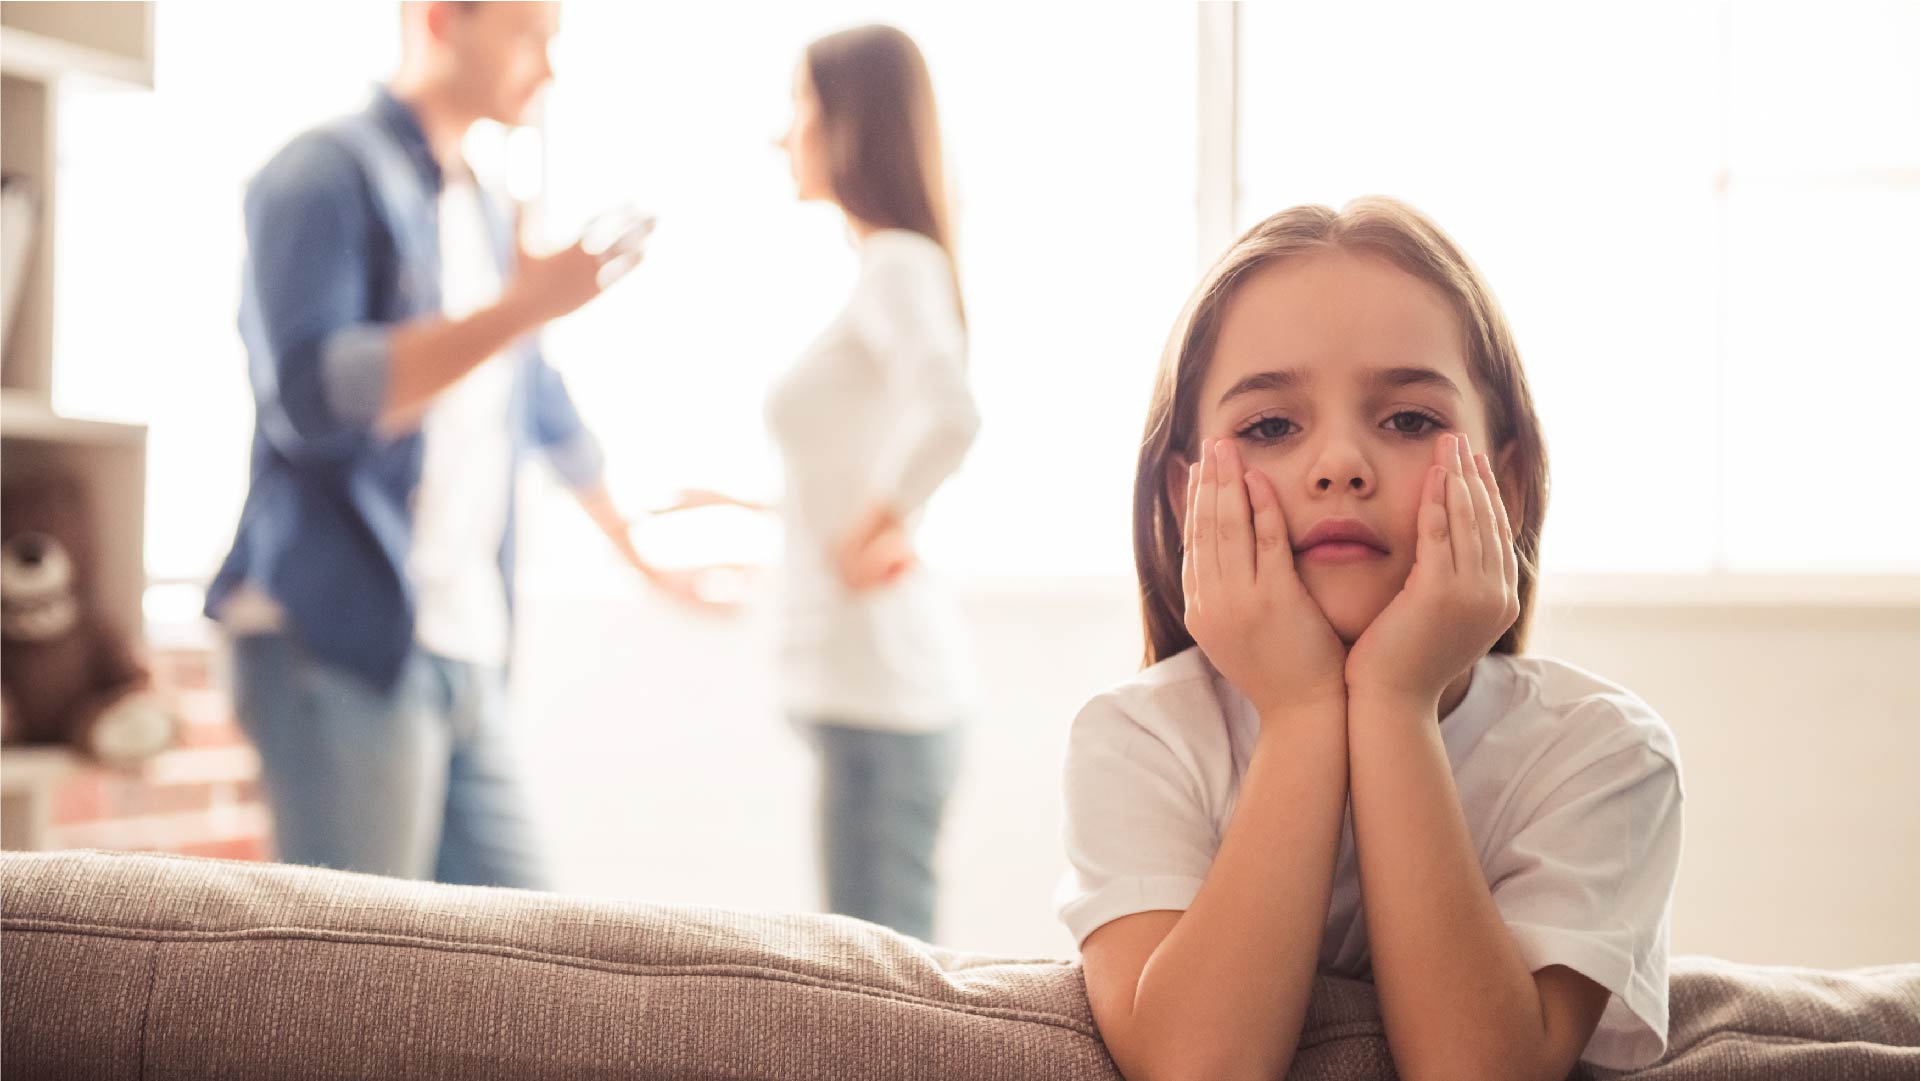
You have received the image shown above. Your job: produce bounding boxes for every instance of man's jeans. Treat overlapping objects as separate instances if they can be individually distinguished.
[802,720,962,943]
[230,633,547,888]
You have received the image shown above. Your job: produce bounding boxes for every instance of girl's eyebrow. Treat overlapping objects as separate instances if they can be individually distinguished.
[1374,366,1463,398]
[1216,365,1460,408]
[1217,368,1307,408]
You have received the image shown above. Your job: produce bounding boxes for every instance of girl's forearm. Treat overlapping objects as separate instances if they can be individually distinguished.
[1346,693,1552,1081]
[1118,704,1349,1081]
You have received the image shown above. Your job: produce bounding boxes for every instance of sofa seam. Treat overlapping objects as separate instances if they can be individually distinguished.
[137,939,158,1080]
[4,919,1108,1041]
[1666,1028,1921,1055]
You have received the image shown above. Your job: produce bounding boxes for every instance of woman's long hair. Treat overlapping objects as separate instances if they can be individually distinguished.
[805,24,963,321]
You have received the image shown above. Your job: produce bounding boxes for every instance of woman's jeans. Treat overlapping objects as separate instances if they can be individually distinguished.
[801,719,962,943]
[229,633,548,889]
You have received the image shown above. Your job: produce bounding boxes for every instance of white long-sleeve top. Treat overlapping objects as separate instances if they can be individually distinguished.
[765,228,982,731]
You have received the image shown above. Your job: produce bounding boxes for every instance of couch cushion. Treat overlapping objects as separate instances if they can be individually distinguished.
[2,851,1914,1080]
[1580,956,1920,1080]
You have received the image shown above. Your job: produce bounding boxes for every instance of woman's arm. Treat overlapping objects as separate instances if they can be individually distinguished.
[1082,706,1348,1081]
[848,239,980,519]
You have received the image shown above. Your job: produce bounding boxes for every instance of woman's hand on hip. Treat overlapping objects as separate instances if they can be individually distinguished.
[837,502,916,592]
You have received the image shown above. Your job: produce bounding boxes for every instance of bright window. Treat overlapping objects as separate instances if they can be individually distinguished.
[1237,0,1920,574]
[53,4,1913,590]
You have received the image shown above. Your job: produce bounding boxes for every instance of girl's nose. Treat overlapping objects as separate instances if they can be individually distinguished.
[1309,437,1374,496]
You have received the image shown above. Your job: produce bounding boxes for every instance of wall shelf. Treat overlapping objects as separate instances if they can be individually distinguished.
[0,3,154,88]
[1,6,157,851]
[1,388,144,446]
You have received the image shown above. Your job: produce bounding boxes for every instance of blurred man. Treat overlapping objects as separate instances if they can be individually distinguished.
[207,2,678,887]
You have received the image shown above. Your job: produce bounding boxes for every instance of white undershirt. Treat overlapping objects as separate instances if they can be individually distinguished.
[764,229,982,730]
[407,176,515,668]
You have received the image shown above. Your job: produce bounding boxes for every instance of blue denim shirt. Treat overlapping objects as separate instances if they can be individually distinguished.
[206,88,605,691]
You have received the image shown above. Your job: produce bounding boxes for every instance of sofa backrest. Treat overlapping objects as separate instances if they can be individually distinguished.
[2,851,1914,1080]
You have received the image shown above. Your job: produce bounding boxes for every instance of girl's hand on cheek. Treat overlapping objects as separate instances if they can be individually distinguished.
[1183,438,1348,723]
[1345,433,1520,712]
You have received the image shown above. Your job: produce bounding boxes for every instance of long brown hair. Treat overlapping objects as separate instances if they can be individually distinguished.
[805,24,963,319]
[1133,197,1551,667]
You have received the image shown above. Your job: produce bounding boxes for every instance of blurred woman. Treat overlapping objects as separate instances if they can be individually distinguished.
[688,25,978,941]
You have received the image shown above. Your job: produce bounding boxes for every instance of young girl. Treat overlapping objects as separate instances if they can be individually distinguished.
[1056,198,1684,1081]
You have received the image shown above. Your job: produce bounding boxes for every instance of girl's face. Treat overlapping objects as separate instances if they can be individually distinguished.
[780,64,834,203]
[1168,250,1511,643]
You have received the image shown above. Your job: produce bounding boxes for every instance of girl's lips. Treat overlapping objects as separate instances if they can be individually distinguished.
[1298,540,1388,564]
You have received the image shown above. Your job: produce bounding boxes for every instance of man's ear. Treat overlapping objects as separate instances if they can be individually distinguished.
[423,0,467,44]
[1493,442,1527,537]
[1164,453,1191,536]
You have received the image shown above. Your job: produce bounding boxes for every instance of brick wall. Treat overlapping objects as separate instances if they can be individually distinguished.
[38,645,270,859]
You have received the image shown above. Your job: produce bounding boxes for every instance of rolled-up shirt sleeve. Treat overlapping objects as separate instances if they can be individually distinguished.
[240,132,392,461]
[849,238,980,516]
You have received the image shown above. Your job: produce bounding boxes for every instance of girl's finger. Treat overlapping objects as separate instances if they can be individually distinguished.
[1460,434,1500,576]
[1215,439,1255,593]
[1478,452,1519,590]
[1194,440,1221,594]
[1445,434,1481,576]
[1415,461,1451,579]
[1244,466,1294,589]
[1181,460,1199,606]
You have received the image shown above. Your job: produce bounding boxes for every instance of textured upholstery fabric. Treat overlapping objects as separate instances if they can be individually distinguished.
[2,851,1914,1080]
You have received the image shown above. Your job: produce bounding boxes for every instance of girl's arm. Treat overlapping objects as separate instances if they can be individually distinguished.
[1343,434,1609,1081]
[1346,697,1609,1081]
[1082,705,1348,1081]
[1081,438,1351,1081]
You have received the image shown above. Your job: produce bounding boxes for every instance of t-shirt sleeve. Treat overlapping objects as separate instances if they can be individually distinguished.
[1486,737,1685,1070]
[1054,693,1219,946]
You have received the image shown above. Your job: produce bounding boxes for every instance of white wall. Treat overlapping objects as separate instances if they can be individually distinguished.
[512,574,1918,967]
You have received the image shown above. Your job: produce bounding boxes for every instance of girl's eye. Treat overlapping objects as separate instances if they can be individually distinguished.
[1384,410,1443,436]
[1237,416,1297,442]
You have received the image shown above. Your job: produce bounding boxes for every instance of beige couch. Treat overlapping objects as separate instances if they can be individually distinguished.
[2,850,1914,1079]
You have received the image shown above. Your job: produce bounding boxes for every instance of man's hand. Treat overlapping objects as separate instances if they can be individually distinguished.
[502,211,646,327]
[575,484,745,614]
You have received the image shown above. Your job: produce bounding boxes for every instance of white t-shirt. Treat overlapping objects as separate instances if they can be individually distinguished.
[407,176,516,668]
[1055,647,1685,1070]
[763,229,981,731]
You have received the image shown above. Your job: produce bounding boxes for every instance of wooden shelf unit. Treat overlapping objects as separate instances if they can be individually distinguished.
[1,3,156,848]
